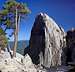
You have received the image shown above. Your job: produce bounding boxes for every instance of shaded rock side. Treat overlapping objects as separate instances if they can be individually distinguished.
[28,13,66,67]
[64,28,75,64]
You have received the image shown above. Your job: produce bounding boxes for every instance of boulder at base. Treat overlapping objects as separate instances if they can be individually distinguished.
[0,50,37,72]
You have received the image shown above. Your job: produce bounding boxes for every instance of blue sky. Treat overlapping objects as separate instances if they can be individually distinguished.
[0,0,75,41]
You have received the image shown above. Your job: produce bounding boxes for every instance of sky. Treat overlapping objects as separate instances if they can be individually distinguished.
[0,0,75,41]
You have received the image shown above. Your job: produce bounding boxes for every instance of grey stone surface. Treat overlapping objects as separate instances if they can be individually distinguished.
[0,51,37,72]
[28,13,66,67]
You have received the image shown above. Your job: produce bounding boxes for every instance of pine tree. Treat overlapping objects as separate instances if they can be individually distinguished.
[0,0,30,57]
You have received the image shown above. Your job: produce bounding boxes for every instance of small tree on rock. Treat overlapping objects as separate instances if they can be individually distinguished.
[3,0,30,57]
[0,28,8,53]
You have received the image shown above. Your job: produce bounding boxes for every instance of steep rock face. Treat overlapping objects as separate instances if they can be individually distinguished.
[65,28,75,63]
[28,13,66,67]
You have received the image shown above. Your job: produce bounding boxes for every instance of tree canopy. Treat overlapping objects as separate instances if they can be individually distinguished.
[0,0,30,38]
[0,0,30,56]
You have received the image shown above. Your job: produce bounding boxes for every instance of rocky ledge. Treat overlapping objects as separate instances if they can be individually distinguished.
[0,50,46,72]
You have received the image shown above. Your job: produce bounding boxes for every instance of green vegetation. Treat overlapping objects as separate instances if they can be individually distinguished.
[0,0,30,57]
[0,28,8,53]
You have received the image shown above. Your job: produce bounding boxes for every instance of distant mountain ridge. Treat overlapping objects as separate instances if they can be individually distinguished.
[9,40,29,55]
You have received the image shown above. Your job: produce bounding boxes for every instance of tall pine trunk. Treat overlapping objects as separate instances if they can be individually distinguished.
[0,47,1,53]
[13,9,18,57]
[13,8,20,57]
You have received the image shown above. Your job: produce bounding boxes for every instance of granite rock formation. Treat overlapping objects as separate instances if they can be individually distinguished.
[64,28,75,64]
[0,50,37,72]
[27,13,66,67]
